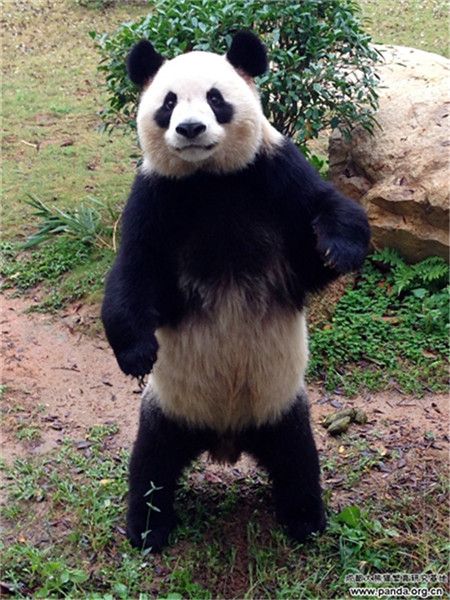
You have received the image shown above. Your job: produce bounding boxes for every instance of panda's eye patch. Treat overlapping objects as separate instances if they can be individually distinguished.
[207,88,224,106]
[207,88,233,124]
[154,92,177,129]
[163,92,177,110]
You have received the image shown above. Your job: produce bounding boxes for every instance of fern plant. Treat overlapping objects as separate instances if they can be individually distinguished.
[374,248,448,295]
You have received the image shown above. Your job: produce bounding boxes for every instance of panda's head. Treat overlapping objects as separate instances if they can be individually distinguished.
[127,32,281,178]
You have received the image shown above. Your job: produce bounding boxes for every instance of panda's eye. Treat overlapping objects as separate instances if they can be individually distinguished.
[163,92,177,111]
[207,88,224,107]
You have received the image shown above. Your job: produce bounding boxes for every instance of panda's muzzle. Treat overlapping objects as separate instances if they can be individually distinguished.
[175,120,206,139]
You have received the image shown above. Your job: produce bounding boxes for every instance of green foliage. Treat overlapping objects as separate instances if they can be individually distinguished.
[92,0,380,147]
[0,238,91,291]
[330,504,401,570]
[23,195,118,250]
[15,426,42,443]
[0,238,113,309]
[374,247,448,296]
[1,194,119,307]
[0,543,89,598]
[309,250,449,394]
[36,250,115,311]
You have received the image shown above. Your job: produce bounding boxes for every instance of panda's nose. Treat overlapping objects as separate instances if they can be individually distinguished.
[175,121,206,139]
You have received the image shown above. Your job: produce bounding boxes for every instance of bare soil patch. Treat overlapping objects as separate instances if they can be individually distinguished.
[1,295,138,461]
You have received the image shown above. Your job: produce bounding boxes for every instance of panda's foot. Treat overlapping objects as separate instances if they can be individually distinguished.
[127,514,178,553]
[281,508,327,544]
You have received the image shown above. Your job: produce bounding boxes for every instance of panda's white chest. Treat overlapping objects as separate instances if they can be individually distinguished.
[149,255,308,431]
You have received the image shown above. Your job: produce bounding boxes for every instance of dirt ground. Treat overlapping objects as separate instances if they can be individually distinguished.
[1,294,448,511]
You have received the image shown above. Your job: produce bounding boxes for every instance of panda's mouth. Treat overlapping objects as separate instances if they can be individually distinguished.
[176,143,217,152]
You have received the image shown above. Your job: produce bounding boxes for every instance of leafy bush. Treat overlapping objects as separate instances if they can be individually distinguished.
[309,250,449,395]
[92,0,380,148]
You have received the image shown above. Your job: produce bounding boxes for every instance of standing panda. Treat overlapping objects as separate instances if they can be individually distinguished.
[101,31,370,552]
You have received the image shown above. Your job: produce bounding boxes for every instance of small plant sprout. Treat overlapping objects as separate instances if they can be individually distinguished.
[141,482,163,554]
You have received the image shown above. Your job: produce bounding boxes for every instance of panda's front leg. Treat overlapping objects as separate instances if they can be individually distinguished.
[244,394,326,542]
[127,395,208,552]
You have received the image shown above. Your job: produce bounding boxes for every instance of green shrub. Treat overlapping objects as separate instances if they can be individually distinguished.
[91,0,380,148]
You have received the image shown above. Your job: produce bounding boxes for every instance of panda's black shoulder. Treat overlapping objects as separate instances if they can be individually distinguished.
[250,138,326,214]
[262,138,325,194]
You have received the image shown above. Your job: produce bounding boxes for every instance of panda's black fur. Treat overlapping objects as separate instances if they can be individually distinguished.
[101,32,370,552]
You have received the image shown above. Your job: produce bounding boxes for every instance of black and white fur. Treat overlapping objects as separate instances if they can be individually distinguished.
[102,32,370,552]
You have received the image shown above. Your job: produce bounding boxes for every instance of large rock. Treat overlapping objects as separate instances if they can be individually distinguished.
[329,45,449,262]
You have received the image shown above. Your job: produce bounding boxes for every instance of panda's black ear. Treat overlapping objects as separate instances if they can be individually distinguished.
[126,40,165,86]
[226,31,268,77]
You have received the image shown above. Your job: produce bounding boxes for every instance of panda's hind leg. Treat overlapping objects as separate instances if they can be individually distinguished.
[243,393,326,543]
[127,394,209,552]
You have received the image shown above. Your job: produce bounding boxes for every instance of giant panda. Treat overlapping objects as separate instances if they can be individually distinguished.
[101,31,370,552]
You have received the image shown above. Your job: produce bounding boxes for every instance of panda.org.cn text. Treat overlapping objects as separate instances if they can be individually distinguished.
[348,586,445,598]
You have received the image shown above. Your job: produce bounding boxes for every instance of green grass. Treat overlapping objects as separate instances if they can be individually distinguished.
[0,239,114,309]
[1,426,448,598]
[1,0,141,310]
[15,426,42,443]
[360,0,449,57]
[2,1,140,239]
[1,239,92,290]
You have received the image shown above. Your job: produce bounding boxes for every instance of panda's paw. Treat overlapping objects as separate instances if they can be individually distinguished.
[316,235,367,274]
[282,509,327,544]
[116,336,159,377]
[313,207,370,274]
[127,515,177,553]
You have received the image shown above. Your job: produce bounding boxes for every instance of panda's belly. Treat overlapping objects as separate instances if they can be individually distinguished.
[149,284,308,431]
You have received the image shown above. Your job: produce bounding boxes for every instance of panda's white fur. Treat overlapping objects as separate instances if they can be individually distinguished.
[137,51,283,178]
[149,272,308,432]
[149,308,307,432]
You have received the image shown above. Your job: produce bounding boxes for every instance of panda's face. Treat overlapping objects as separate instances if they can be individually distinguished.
[137,52,265,178]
